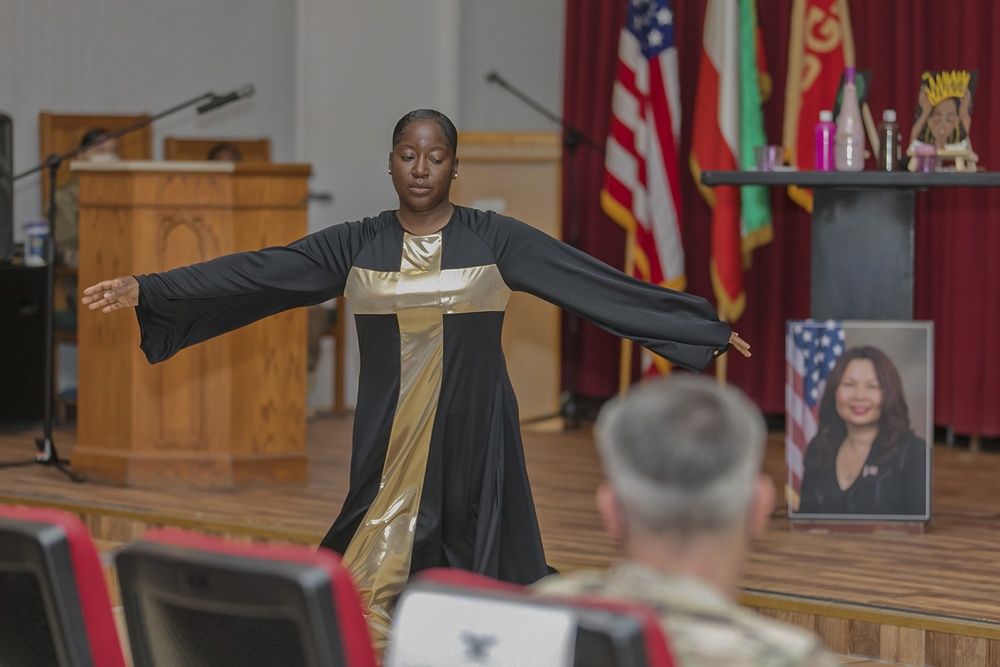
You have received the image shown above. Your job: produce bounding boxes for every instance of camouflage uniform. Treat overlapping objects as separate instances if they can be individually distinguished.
[52,177,80,269]
[533,561,837,667]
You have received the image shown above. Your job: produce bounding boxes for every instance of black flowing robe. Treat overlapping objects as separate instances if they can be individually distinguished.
[134,206,732,634]
[798,431,928,517]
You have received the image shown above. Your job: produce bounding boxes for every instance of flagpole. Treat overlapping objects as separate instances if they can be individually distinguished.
[715,348,728,387]
[715,309,728,387]
[619,234,637,396]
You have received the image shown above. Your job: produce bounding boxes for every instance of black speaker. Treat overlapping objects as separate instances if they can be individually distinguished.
[0,264,45,428]
[0,112,12,264]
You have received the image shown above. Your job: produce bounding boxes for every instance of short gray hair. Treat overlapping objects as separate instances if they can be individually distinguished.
[595,374,766,535]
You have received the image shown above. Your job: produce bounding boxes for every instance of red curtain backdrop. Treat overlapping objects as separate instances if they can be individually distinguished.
[562,0,1000,436]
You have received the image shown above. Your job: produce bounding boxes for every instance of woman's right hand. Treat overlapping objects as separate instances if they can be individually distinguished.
[917,85,932,115]
[81,276,139,313]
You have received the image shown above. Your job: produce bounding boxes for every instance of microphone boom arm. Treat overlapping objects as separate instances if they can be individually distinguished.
[485,71,602,153]
[197,84,255,115]
[14,90,215,182]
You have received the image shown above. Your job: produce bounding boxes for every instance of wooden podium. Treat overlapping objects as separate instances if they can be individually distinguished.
[72,161,312,490]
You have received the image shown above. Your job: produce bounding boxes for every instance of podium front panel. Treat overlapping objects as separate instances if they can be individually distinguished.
[74,163,311,489]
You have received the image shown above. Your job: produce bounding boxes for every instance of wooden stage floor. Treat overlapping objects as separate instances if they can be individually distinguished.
[2,415,1000,664]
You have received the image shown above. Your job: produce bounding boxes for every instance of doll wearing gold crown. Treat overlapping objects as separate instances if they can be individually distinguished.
[907,70,978,169]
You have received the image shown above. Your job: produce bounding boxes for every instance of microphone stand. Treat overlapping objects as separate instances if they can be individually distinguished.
[485,72,602,427]
[2,89,228,478]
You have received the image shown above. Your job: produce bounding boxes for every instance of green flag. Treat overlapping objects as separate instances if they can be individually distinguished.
[738,0,773,264]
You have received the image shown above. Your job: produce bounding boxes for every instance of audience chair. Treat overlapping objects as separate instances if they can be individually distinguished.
[0,504,127,667]
[308,298,347,415]
[115,529,376,667]
[386,568,675,667]
[53,327,77,424]
[163,137,271,162]
[327,297,347,414]
[52,263,78,423]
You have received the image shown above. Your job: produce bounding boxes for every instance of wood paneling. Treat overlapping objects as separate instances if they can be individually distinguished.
[749,598,1000,667]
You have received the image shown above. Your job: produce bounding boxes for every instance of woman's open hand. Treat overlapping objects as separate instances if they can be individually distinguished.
[728,331,751,358]
[81,276,139,313]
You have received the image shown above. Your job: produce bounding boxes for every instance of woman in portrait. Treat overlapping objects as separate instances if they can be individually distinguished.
[798,346,927,516]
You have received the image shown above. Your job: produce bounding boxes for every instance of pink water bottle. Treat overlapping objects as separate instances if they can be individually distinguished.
[814,110,836,171]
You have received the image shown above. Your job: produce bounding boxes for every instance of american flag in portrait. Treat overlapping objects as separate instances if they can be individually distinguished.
[786,320,845,509]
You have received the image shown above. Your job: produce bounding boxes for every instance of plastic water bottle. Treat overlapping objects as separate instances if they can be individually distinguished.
[877,109,901,172]
[23,220,48,266]
[814,110,836,171]
[834,67,865,171]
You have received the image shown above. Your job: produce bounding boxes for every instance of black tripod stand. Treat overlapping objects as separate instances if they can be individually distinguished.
[484,71,604,426]
[1,85,254,478]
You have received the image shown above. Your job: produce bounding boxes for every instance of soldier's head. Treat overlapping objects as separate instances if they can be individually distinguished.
[593,375,773,543]
[79,128,119,163]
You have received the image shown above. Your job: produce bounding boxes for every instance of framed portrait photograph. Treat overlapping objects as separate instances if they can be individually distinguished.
[786,320,933,522]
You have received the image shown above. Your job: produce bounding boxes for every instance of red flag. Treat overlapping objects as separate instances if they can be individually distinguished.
[689,0,772,325]
[602,0,684,377]
[782,0,856,211]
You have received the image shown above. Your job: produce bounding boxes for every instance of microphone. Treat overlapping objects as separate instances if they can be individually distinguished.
[485,71,502,85]
[197,84,255,115]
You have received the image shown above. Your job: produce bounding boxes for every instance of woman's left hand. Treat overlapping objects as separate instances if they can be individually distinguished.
[727,332,751,358]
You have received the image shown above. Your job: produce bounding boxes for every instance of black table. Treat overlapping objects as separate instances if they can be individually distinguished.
[700,171,1000,319]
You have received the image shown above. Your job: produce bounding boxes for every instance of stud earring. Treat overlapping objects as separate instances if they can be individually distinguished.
[452,173,458,180]
[388,169,392,174]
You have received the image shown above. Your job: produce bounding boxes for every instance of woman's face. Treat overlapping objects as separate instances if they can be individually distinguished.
[388,119,457,218]
[835,359,883,429]
[927,98,960,145]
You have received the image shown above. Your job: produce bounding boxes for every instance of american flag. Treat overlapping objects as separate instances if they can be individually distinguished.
[602,0,685,377]
[602,0,684,291]
[786,320,845,508]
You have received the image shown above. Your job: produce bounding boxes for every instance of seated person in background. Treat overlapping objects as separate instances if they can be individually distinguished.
[533,375,837,667]
[207,142,243,161]
[51,127,119,310]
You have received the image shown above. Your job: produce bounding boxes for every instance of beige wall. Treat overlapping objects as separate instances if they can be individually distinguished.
[0,0,298,232]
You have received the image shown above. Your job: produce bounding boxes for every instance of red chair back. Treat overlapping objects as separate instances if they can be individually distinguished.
[0,504,126,667]
[116,528,376,667]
